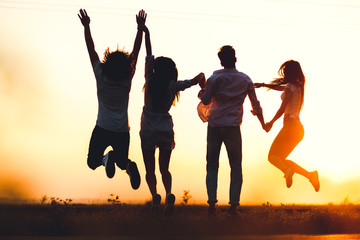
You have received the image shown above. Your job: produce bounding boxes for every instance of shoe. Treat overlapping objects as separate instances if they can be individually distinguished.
[126,161,140,190]
[151,194,161,215]
[164,193,175,216]
[102,152,115,178]
[284,167,294,188]
[228,204,238,216]
[208,203,217,217]
[309,171,320,192]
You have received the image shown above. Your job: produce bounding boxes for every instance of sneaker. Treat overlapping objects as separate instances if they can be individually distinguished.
[151,194,161,215]
[126,161,140,190]
[102,152,115,178]
[164,193,175,216]
[309,171,320,192]
[208,203,217,217]
[284,167,294,188]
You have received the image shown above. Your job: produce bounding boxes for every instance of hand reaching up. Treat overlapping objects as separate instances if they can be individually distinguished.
[136,9,147,27]
[78,9,90,27]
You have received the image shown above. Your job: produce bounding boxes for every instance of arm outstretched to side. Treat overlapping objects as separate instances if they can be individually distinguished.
[254,82,285,91]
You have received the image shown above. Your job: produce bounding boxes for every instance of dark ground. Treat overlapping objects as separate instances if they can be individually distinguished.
[0,203,360,237]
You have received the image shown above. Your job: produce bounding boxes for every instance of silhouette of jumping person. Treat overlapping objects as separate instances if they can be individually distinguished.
[255,60,320,192]
[78,9,145,189]
[138,12,204,216]
[199,45,266,216]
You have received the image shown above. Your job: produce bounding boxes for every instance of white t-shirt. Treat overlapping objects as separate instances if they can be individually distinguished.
[92,60,135,132]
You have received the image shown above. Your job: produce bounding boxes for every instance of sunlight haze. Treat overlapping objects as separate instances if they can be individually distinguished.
[0,0,359,205]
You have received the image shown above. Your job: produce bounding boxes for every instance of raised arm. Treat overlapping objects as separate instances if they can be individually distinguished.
[131,10,146,60]
[143,25,152,56]
[137,10,152,56]
[78,9,99,65]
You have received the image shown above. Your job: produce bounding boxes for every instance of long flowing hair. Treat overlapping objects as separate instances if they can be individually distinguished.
[270,60,305,108]
[145,57,179,111]
[102,47,135,82]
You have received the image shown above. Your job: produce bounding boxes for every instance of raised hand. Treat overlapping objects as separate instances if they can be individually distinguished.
[136,9,147,26]
[78,9,90,27]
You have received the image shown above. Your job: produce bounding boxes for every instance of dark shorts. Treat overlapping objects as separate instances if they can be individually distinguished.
[87,125,130,170]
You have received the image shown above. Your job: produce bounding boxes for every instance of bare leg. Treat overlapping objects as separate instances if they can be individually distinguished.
[285,159,320,192]
[268,154,289,173]
[142,148,157,196]
[159,148,172,194]
[284,159,310,178]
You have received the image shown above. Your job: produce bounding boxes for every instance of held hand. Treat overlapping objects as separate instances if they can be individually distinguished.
[199,73,206,88]
[78,9,90,27]
[138,24,148,33]
[263,122,273,132]
[254,83,264,88]
[136,9,147,26]
[191,72,205,85]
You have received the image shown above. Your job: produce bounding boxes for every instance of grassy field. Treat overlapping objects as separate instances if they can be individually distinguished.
[1,202,360,237]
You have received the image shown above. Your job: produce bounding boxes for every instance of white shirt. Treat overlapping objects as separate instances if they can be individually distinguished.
[200,68,262,127]
[93,60,135,132]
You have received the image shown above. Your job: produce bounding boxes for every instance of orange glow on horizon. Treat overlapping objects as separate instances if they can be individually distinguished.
[0,0,359,205]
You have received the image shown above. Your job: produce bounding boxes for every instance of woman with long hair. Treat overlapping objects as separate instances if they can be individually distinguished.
[255,60,320,192]
[138,13,204,215]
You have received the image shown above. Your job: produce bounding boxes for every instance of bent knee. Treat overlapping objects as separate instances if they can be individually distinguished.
[87,157,101,170]
[268,154,282,165]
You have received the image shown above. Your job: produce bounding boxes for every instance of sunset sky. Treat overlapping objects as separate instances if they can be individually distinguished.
[0,0,359,205]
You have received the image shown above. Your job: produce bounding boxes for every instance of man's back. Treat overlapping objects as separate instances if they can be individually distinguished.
[201,68,259,127]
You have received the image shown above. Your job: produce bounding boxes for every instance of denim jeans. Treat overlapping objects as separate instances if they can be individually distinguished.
[206,126,242,205]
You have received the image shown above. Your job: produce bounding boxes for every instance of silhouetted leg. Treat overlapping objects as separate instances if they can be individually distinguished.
[142,148,157,196]
[206,126,222,204]
[223,126,242,206]
[269,120,306,188]
[284,159,310,178]
[87,126,109,170]
[268,125,290,173]
[268,154,289,173]
[112,131,130,170]
[159,148,172,194]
